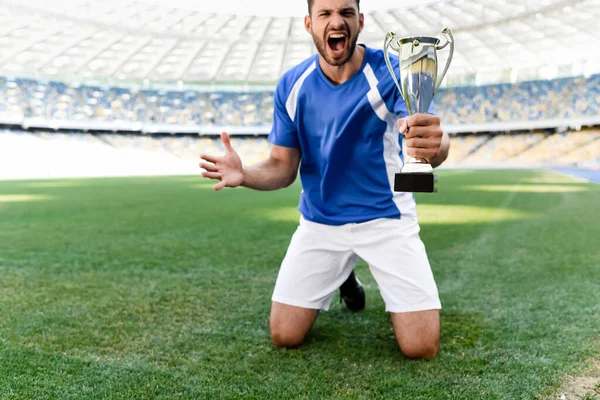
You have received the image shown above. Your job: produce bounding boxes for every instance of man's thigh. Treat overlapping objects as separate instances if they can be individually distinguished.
[353,218,441,313]
[272,217,357,311]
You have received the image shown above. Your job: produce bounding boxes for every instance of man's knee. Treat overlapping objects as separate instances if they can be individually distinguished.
[270,325,306,349]
[399,338,440,359]
[269,302,317,349]
[391,309,440,359]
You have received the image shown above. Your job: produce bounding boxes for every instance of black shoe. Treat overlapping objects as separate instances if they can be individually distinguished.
[339,271,365,312]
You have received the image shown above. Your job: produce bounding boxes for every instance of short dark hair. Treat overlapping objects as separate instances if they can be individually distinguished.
[307,0,360,15]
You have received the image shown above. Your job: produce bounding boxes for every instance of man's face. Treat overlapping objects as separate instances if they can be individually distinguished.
[305,0,364,67]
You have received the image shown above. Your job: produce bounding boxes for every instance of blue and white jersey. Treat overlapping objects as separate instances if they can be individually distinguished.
[268,45,433,226]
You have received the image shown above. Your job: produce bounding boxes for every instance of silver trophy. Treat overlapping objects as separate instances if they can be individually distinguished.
[384,27,454,193]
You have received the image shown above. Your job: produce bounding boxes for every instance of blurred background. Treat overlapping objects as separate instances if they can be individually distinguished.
[0,0,598,179]
[1,3,599,398]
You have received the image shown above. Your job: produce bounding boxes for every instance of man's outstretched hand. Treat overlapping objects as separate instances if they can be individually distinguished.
[199,132,244,191]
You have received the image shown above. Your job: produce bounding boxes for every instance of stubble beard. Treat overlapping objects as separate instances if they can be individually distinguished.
[312,30,359,67]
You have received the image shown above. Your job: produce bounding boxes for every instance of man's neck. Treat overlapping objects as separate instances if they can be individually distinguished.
[319,45,365,86]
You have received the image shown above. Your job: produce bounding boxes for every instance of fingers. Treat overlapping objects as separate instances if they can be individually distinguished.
[405,137,439,149]
[200,153,219,164]
[214,181,227,191]
[398,114,442,137]
[406,113,441,127]
[397,118,408,135]
[405,146,439,162]
[199,161,218,172]
[405,148,439,162]
[404,128,442,162]
[405,137,440,161]
[199,137,234,191]
[404,125,443,140]
[402,115,442,162]
[221,132,232,153]
[201,171,223,180]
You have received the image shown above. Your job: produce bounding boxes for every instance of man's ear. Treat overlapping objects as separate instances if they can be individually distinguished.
[359,12,364,33]
[304,15,312,34]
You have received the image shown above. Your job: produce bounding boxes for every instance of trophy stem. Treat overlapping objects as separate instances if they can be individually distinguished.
[402,158,434,173]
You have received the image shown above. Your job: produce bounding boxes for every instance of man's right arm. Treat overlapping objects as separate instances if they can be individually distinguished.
[201,78,301,191]
[241,144,301,191]
[199,132,300,192]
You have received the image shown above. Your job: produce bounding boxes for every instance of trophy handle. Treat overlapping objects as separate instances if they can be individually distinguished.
[434,27,454,94]
[384,32,403,95]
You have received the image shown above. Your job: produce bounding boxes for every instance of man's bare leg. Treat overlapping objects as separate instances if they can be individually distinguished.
[391,309,440,359]
[270,302,319,348]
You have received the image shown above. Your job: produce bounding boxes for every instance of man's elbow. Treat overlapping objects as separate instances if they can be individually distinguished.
[284,170,298,187]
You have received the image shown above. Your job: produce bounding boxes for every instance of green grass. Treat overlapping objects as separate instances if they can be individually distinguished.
[0,169,598,399]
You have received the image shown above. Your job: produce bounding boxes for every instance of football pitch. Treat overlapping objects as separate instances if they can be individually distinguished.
[0,169,598,399]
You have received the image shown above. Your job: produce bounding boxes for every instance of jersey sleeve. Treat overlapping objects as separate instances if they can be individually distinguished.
[267,80,300,149]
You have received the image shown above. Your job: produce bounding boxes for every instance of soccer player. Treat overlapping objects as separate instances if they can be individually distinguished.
[199,0,450,359]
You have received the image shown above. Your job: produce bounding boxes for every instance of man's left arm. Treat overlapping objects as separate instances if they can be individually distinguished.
[397,114,450,169]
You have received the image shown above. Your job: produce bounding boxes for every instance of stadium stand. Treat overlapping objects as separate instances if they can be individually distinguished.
[0,73,598,180]
[0,74,599,127]
[434,75,600,124]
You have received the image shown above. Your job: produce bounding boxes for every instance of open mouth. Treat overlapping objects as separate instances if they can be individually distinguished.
[327,32,348,57]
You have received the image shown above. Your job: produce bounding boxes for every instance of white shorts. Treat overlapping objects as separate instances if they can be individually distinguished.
[272,216,441,313]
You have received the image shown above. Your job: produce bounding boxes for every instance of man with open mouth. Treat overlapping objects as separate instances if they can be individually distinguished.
[199,0,450,359]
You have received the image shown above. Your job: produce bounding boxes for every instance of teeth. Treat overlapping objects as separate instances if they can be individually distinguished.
[330,34,346,39]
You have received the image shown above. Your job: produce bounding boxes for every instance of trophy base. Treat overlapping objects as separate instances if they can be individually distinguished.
[394,172,438,193]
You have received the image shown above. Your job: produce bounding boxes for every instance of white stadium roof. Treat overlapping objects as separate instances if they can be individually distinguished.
[0,0,598,85]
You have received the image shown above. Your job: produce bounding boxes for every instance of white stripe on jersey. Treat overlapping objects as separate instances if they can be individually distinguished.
[286,61,317,122]
[363,63,418,219]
